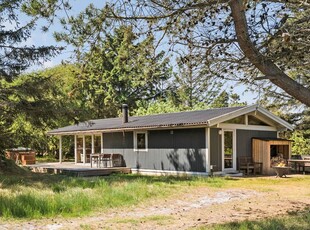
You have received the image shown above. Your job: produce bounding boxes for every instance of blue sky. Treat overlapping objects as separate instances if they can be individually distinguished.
[25,0,257,104]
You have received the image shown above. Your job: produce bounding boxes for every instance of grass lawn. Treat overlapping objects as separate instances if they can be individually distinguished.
[0,161,309,229]
[0,169,225,219]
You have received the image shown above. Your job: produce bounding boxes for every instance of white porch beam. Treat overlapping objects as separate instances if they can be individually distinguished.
[216,123,277,131]
[59,136,62,164]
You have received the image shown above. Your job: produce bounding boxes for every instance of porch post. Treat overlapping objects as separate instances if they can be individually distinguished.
[59,135,62,164]
[91,134,95,154]
[205,128,210,174]
[83,135,86,164]
[101,133,104,154]
[74,135,77,164]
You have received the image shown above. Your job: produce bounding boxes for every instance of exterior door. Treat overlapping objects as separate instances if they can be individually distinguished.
[222,130,236,171]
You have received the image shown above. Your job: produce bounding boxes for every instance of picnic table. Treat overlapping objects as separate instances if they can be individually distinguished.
[288,159,310,174]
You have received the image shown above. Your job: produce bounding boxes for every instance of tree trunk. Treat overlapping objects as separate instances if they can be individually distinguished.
[229,0,310,107]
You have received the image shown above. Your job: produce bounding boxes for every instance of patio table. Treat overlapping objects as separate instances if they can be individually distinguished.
[90,153,101,168]
[288,159,310,174]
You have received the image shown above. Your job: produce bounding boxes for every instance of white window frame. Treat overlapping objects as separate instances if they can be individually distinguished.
[134,131,148,152]
[221,129,237,171]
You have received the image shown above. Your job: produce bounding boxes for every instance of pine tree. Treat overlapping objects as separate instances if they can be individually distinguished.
[0,0,68,157]
[57,25,172,118]
[69,0,310,106]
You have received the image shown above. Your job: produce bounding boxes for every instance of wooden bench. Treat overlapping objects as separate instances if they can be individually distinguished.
[238,156,262,175]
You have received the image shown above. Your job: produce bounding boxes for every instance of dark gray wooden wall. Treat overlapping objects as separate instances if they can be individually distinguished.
[101,128,277,173]
[103,128,206,172]
[210,128,222,172]
[236,130,277,158]
[209,129,277,172]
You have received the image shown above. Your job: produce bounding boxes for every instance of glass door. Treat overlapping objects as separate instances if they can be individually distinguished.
[223,130,236,170]
[77,136,83,163]
[94,135,102,153]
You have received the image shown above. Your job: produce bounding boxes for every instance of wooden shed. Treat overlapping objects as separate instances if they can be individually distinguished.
[252,138,292,175]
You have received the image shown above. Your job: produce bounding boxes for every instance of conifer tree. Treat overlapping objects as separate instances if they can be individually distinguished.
[56,25,172,118]
[0,0,68,156]
[60,0,310,106]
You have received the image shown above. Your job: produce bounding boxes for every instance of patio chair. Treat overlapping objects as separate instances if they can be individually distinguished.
[238,156,262,175]
[100,153,113,167]
[111,154,123,167]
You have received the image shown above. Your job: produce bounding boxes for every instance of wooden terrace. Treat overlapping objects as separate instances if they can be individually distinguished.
[27,162,131,177]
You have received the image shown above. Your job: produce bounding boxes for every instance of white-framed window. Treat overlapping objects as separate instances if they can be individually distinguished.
[134,131,148,152]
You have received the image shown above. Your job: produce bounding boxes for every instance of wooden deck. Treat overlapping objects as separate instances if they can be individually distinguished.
[27,162,131,177]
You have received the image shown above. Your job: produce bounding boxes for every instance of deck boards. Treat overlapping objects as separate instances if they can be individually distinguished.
[28,163,131,177]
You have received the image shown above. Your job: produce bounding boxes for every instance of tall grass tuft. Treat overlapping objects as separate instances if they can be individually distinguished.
[0,173,230,219]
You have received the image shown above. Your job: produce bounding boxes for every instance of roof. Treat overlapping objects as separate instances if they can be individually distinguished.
[252,138,293,142]
[48,105,293,135]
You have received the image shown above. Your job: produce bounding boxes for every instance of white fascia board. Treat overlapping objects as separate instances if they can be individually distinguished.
[47,124,210,136]
[48,131,103,136]
[256,107,294,131]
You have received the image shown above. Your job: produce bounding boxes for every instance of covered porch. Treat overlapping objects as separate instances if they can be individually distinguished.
[56,133,125,169]
[57,133,103,165]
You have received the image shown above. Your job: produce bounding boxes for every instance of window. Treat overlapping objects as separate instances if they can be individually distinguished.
[248,115,269,126]
[94,135,102,153]
[223,115,245,124]
[134,131,148,151]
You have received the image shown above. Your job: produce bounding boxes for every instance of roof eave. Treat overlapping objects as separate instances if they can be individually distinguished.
[207,105,294,131]
[47,122,211,135]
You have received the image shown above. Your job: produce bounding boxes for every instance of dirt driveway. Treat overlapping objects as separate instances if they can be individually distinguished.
[1,175,309,230]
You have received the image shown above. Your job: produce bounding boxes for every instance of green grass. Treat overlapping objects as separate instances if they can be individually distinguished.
[0,173,227,219]
[1,164,309,221]
[112,214,174,226]
[35,155,74,163]
[197,209,310,230]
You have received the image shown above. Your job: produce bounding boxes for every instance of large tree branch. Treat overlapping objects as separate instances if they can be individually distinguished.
[229,0,310,107]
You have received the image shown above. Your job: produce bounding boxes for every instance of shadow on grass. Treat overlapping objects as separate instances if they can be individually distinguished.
[0,168,231,190]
